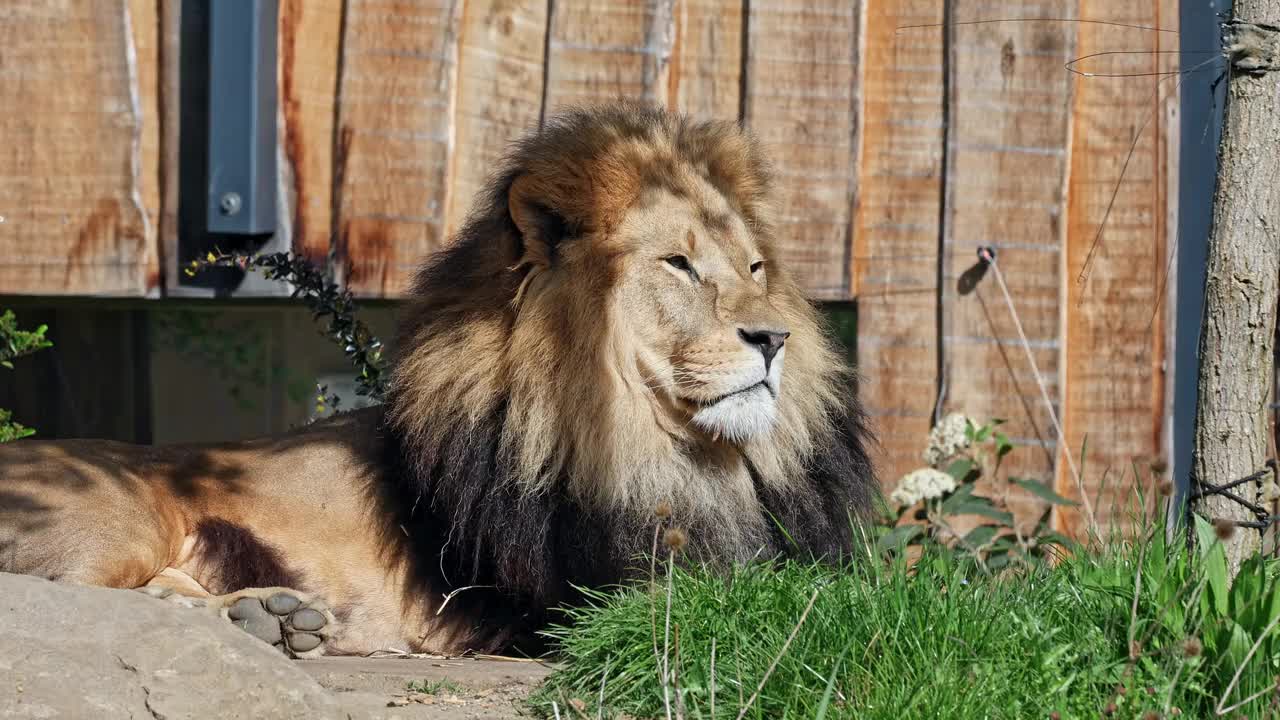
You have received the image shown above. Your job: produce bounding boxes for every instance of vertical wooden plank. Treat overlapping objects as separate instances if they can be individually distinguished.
[0,3,160,296]
[279,0,346,266]
[851,2,945,490]
[335,0,463,297]
[542,0,742,117]
[744,1,860,301]
[671,0,741,120]
[445,0,549,240]
[941,8,1076,530]
[1059,4,1177,535]
[159,0,181,294]
[543,0,674,111]
[130,0,163,295]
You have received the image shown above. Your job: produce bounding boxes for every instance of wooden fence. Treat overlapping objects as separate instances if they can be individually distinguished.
[0,1,1180,533]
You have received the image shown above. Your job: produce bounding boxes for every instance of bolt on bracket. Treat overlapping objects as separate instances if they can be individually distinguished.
[205,0,278,235]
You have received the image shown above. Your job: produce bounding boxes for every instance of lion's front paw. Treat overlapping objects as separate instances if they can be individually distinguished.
[138,585,337,656]
[217,588,336,657]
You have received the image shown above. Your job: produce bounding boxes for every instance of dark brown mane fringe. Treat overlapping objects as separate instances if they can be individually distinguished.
[372,387,874,656]
[371,103,878,655]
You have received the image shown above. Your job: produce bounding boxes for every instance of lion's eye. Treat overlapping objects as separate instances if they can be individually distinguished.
[750,260,764,274]
[664,255,698,280]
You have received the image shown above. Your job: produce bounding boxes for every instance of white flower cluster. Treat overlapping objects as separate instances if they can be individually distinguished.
[923,412,971,467]
[890,467,958,506]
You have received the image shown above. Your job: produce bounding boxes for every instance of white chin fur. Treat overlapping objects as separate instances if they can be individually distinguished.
[691,385,777,442]
[687,349,784,443]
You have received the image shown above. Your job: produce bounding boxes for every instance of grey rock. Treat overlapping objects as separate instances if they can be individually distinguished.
[0,572,346,719]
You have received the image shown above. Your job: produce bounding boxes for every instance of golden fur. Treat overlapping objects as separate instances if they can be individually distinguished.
[0,102,875,656]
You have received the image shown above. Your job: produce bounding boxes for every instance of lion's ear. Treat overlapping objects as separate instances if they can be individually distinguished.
[508,174,572,268]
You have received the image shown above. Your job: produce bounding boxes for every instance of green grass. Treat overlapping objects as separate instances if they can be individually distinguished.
[405,678,464,696]
[533,519,1280,719]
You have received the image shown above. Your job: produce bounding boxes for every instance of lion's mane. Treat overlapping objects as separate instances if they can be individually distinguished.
[376,102,876,650]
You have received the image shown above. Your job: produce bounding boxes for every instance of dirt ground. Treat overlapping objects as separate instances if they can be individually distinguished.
[297,655,554,719]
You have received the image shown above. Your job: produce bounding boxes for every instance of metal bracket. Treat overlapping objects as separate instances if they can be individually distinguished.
[205,0,278,235]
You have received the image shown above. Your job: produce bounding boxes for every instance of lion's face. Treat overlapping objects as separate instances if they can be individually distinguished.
[613,187,789,443]
[388,104,875,614]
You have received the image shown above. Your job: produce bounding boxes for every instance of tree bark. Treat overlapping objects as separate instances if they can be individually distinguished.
[1192,4,1280,575]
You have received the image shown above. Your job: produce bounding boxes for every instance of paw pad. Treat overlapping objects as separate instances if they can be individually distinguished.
[224,591,332,656]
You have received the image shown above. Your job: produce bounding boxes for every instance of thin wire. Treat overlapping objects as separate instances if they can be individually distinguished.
[1066,50,1220,78]
[1146,90,1226,335]
[979,247,1099,532]
[896,18,1179,34]
[1076,55,1222,291]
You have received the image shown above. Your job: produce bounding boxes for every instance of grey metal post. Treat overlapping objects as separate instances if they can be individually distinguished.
[1173,1,1230,516]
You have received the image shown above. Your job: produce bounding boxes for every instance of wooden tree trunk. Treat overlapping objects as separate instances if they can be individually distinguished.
[1192,4,1280,574]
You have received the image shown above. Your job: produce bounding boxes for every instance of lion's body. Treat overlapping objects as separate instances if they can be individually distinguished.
[0,409,461,653]
[0,103,875,656]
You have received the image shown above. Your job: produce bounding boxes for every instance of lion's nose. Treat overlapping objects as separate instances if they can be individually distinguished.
[738,328,790,371]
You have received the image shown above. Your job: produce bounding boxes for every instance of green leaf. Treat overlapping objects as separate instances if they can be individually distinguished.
[1232,553,1266,625]
[1224,621,1254,677]
[1204,541,1230,618]
[0,407,35,443]
[1013,478,1080,507]
[987,551,1013,570]
[945,496,1015,526]
[1262,577,1280,643]
[939,484,977,514]
[945,458,977,483]
[876,525,924,553]
[993,431,1014,458]
[1033,530,1077,549]
[936,486,1013,520]
[975,424,993,442]
[1193,514,1217,562]
[964,525,999,548]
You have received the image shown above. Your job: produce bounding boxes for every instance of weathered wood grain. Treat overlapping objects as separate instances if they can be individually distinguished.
[334,0,463,297]
[543,0,675,111]
[1059,7,1177,536]
[671,0,741,120]
[940,9,1076,530]
[159,0,181,293]
[445,0,548,241]
[279,0,346,266]
[851,1,945,490]
[0,3,160,296]
[130,0,163,295]
[542,0,739,123]
[743,1,860,302]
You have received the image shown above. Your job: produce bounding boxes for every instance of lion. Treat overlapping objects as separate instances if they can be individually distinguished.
[0,102,876,657]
